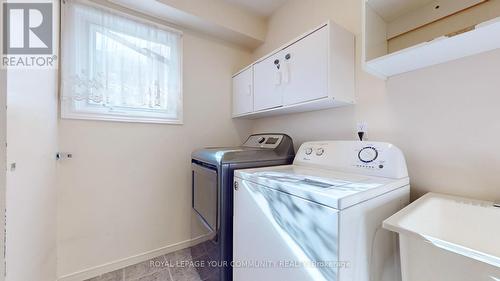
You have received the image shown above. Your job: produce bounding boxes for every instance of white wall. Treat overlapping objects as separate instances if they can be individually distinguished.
[57,30,253,279]
[251,0,500,201]
[155,0,268,41]
[365,3,388,60]
[103,0,267,49]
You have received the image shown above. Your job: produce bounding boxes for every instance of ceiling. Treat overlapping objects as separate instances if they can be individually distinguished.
[368,0,435,21]
[224,0,288,17]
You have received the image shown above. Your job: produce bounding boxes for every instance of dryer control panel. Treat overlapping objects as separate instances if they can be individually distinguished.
[243,134,284,148]
[294,141,408,179]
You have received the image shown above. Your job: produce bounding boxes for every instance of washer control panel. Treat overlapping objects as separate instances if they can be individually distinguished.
[358,146,378,163]
[294,141,408,179]
[316,148,325,156]
[297,144,329,163]
[243,134,284,148]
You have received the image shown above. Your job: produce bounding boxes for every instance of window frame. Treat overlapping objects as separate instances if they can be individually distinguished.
[60,0,184,125]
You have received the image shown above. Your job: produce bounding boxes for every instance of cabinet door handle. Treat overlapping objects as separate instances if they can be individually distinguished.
[274,70,282,86]
[234,181,239,190]
[282,61,290,84]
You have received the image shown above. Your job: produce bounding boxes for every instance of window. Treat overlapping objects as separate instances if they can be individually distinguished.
[61,0,182,124]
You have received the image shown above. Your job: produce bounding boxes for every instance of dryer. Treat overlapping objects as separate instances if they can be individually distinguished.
[191,134,295,281]
[233,141,410,281]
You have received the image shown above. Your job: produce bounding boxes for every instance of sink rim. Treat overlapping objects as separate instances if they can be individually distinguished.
[383,192,500,268]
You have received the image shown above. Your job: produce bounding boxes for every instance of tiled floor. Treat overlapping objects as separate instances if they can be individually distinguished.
[85,240,218,281]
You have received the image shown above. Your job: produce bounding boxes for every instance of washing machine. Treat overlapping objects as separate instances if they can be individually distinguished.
[233,141,410,281]
[191,133,295,281]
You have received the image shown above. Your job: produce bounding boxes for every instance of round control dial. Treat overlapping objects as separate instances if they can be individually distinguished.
[316,148,325,156]
[305,148,313,155]
[358,147,378,163]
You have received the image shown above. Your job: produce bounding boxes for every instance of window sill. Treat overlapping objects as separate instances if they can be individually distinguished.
[61,112,183,125]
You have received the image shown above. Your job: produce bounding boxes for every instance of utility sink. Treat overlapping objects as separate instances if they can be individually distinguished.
[383,192,500,281]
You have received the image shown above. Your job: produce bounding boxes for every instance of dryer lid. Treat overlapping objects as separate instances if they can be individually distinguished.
[191,134,294,166]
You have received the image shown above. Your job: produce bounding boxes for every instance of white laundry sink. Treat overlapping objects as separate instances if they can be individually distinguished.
[383,192,500,281]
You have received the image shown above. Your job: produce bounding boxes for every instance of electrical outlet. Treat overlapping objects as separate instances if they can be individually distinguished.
[357,121,368,141]
[357,121,368,133]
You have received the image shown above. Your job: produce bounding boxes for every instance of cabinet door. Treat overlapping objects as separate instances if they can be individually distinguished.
[232,67,253,115]
[6,68,58,280]
[282,26,329,106]
[253,51,284,111]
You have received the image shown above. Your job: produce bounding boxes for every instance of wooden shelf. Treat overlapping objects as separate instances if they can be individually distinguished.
[365,17,500,78]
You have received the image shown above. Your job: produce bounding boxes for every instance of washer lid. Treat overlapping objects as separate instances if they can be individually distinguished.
[234,165,409,210]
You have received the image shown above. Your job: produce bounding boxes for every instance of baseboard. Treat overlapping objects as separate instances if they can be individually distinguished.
[57,234,210,281]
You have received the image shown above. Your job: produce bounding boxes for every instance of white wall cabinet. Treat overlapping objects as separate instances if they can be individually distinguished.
[232,21,355,119]
[232,67,254,115]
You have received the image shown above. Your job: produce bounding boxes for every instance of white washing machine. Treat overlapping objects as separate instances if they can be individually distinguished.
[233,141,410,281]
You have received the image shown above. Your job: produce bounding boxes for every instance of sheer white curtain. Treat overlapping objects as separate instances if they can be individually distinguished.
[61,0,182,123]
